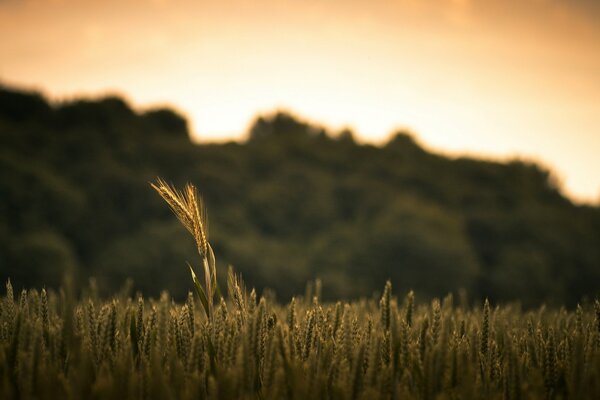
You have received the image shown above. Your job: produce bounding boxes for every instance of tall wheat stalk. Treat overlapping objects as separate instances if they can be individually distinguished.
[151,178,218,320]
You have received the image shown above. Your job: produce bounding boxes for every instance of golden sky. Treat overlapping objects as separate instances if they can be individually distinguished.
[1,0,599,202]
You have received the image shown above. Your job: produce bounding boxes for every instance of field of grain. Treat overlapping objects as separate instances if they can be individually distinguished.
[1,278,599,399]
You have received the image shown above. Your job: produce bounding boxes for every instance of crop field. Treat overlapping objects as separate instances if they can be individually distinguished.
[1,278,599,400]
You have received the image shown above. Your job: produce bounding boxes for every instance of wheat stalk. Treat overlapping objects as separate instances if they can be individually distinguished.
[151,178,216,319]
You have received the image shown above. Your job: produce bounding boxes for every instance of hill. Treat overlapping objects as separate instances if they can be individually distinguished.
[1,84,599,305]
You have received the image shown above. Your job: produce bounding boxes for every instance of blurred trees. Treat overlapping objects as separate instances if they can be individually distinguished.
[1,84,599,306]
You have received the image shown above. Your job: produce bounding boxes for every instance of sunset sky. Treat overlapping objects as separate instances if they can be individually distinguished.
[1,0,599,202]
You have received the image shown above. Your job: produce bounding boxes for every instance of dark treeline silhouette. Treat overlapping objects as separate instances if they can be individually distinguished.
[1,84,599,306]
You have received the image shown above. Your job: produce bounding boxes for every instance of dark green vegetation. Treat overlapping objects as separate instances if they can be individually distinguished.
[1,84,600,305]
[1,280,599,399]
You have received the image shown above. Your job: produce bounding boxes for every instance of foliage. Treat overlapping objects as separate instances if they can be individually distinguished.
[0,279,599,399]
[1,84,600,305]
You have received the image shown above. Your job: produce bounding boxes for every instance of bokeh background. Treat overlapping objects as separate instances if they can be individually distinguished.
[1,0,599,306]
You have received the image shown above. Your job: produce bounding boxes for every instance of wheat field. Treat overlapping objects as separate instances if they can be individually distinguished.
[0,278,599,399]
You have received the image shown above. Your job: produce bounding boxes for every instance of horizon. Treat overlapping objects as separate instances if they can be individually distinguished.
[2,79,598,206]
[3,80,596,206]
[1,0,599,202]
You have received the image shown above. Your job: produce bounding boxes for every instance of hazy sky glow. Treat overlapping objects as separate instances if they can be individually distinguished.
[1,0,599,202]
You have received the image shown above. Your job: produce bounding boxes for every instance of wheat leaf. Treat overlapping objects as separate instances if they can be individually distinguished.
[207,243,222,299]
[188,262,210,319]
